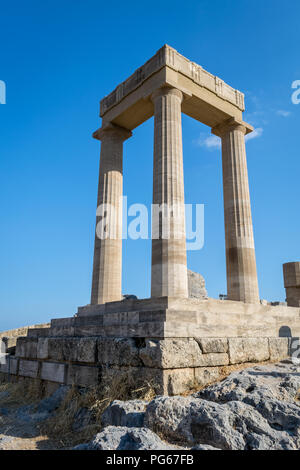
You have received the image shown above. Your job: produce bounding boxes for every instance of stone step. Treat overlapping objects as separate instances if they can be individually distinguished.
[27,327,51,337]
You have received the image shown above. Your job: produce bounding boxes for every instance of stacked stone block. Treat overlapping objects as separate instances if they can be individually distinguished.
[1,331,292,396]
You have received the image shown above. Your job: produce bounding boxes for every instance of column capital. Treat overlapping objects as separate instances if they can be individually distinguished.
[93,122,132,142]
[151,86,183,104]
[212,117,253,138]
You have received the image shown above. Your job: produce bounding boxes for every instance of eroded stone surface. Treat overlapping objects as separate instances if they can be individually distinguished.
[139,338,202,369]
[196,338,228,354]
[74,426,184,450]
[101,400,146,428]
[228,338,269,364]
[188,270,208,299]
[98,338,141,367]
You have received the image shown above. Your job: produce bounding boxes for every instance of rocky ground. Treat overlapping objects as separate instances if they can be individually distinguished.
[0,361,299,450]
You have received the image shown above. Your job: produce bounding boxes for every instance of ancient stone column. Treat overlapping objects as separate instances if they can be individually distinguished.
[151,87,188,298]
[283,262,300,307]
[91,123,132,305]
[212,118,259,303]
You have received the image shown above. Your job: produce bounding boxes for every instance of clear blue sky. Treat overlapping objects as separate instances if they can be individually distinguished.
[1,0,299,330]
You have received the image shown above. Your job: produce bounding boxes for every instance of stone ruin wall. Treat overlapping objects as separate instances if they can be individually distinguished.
[0,331,292,397]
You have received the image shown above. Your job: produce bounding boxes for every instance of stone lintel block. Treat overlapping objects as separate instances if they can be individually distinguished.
[67,364,99,387]
[228,337,270,364]
[269,337,289,361]
[97,337,141,367]
[41,362,66,383]
[18,359,39,378]
[139,338,202,369]
[195,338,228,353]
[283,262,300,288]
[15,337,38,359]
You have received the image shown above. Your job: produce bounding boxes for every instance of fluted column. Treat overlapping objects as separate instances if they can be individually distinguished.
[91,123,132,305]
[151,87,188,298]
[212,118,259,303]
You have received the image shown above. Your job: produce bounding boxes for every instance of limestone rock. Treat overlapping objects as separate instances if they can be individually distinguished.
[74,426,184,450]
[101,400,146,428]
[144,395,296,450]
[144,396,245,449]
[197,362,300,404]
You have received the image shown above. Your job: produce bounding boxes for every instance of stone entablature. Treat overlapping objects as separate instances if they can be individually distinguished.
[100,45,245,116]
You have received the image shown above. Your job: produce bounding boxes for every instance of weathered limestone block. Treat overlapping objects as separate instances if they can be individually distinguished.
[9,357,19,375]
[162,368,195,395]
[0,356,18,374]
[48,338,97,363]
[194,366,223,387]
[197,353,229,367]
[41,362,66,383]
[50,318,75,337]
[228,338,270,364]
[139,338,202,369]
[188,270,208,299]
[196,338,228,353]
[67,365,100,387]
[27,327,50,338]
[47,338,64,361]
[269,338,289,361]
[76,338,97,363]
[18,359,39,378]
[61,338,97,363]
[37,338,49,359]
[97,338,141,366]
[15,337,38,359]
[0,359,9,373]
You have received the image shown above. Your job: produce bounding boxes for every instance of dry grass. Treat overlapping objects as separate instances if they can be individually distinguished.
[39,376,156,448]
[0,378,42,406]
